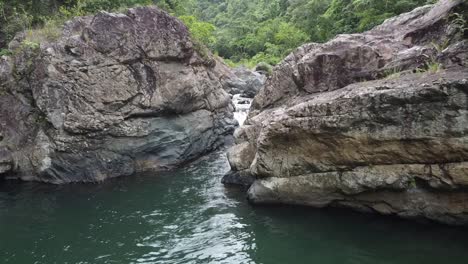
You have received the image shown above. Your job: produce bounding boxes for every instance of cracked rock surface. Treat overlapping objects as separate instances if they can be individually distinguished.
[0,7,236,183]
[226,0,468,225]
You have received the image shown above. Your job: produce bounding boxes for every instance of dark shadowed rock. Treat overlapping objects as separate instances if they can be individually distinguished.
[0,6,236,183]
[224,67,266,98]
[227,0,468,225]
[221,170,256,187]
[0,147,13,176]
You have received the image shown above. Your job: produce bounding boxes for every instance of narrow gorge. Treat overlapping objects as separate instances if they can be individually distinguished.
[0,0,468,263]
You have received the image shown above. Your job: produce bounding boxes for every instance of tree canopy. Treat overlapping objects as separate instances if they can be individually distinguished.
[0,0,437,66]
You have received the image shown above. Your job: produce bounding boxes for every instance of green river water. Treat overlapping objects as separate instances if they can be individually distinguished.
[1,150,468,264]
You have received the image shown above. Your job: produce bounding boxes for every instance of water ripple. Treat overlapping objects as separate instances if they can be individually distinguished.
[1,151,468,263]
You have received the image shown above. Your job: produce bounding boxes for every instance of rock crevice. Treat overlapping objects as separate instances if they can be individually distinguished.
[226,0,468,225]
[0,6,236,183]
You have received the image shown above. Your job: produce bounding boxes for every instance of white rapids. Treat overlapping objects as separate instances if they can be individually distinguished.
[232,94,252,126]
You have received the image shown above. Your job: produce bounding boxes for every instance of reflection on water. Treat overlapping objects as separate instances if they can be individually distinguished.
[133,155,256,264]
[1,151,468,264]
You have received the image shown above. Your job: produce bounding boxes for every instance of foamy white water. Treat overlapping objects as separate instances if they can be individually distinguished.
[232,94,252,126]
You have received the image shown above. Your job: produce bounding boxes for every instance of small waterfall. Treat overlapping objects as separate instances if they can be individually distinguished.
[232,94,252,126]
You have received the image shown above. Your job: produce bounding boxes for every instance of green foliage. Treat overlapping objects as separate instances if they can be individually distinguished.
[187,0,431,65]
[192,38,213,64]
[207,1,310,62]
[22,18,63,45]
[0,0,435,66]
[154,0,195,15]
[450,12,468,39]
[0,0,157,50]
[0,48,12,56]
[274,22,309,55]
[297,0,434,41]
[1,8,34,43]
[431,40,451,54]
[426,61,442,74]
[179,15,216,48]
[255,62,273,75]
[287,0,332,42]
[384,67,403,79]
[251,52,281,66]
[20,40,40,50]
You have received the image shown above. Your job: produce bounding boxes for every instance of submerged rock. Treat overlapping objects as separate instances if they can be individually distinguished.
[0,7,236,183]
[227,0,468,224]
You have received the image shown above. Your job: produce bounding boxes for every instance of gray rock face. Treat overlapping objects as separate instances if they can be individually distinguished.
[0,146,12,175]
[227,0,468,224]
[0,7,236,183]
[224,67,266,98]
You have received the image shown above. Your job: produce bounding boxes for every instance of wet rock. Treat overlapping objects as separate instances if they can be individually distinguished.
[228,0,468,225]
[0,7,236,183]
[222,170,256,187]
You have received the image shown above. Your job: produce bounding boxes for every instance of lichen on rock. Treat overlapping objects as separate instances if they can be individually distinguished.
[226,0,468,225]
[0,6,237,183]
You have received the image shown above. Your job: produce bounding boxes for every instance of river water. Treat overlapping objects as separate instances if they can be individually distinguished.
[232,94,252,126]
[1,95,468,264]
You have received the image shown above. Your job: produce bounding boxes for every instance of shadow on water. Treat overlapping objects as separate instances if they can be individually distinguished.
[1,150,468,264]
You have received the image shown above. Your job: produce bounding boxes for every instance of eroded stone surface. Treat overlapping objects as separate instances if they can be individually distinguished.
[0,7,236,183]
[227,0,468,224]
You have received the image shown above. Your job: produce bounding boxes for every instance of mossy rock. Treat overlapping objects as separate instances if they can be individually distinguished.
[255,62,273,75]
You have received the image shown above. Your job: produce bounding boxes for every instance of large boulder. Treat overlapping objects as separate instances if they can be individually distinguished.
[226,0,468,224]
[224,67,266,98]
[0,7,236,183]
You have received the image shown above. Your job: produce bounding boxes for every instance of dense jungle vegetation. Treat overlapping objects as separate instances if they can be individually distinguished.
[0,0,437,66]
